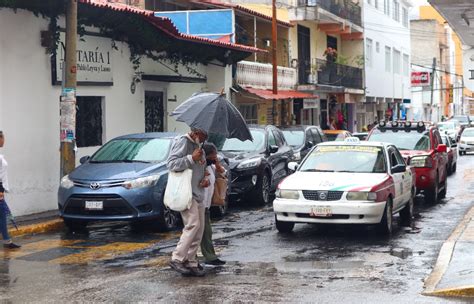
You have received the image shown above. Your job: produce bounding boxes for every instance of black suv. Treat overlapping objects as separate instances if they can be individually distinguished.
[215,125,294,205]
[280,125,326,162]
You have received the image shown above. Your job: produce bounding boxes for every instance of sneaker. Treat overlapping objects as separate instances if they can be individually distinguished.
[205,259,226,266]
[169,260,191,275]
[187,266,206,277]
[3,243,21,249]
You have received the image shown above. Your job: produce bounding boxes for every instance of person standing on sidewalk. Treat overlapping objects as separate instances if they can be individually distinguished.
[167,128,208,277]
[0,131,21,249]
[201,143,226,266]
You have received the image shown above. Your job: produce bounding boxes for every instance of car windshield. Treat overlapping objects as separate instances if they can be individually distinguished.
[299,145,386,173]
[282,130,304,147]
[219,130,265,152]
[438,123,455,130]
[90,138,172,163]
[368,129,431,151]
[462,129,474,137]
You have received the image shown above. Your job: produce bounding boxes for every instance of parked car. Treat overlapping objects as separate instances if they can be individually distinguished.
[437,121,459,142]
[273,138,415,235]
[352,132,369,141]
[58,132,182,231]
[449,115,472,128]
[459,127,474,155]
[323,130,352,141]
[441,134,457,175]
[367,121,448,203]
[216,125,294,205]
[280,125,326,162]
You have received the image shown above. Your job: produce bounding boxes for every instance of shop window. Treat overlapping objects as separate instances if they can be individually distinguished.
[385,46,391,73]
[393,49,401,74]
[403,54,409,76]
[239,104,258,125]
[76,96,103,148]
[366,39,373,68]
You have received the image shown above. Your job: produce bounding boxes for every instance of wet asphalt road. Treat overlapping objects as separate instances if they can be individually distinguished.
[1,156,474,303]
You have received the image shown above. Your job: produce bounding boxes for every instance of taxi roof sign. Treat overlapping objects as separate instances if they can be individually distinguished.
[344,137,361,144]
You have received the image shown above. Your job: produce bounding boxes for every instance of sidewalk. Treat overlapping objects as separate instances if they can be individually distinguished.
[7,210,64,237]
[423,206,474,298]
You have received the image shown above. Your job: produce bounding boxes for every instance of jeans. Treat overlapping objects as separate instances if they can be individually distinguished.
[0,200,11,241]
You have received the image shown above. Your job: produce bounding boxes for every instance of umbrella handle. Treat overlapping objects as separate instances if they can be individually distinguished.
[219,87,225,96]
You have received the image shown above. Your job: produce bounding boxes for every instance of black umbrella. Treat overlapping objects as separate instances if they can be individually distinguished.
[170,92,253,142]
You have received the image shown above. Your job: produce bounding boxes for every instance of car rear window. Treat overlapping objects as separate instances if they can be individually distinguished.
[369,129,431,151]
[282,130,305,147]
[299,145,386,173]
[91,138,172,163]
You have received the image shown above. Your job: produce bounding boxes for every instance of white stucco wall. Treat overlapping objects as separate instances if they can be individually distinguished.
[0,8,230,216]
[363,0,411,101]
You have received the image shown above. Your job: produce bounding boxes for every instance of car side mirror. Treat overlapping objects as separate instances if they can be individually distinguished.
[306,141,314,148]
[391,164,406,173]
[451,143,457,148]
[79,156,90,164]
[288,162,298,171]
[268,145,279,154]
[436,144,447,153]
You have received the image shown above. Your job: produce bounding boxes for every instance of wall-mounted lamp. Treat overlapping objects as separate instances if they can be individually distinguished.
[130,71,143,94]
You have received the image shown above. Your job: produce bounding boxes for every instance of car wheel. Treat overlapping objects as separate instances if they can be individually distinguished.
[400,192,414,226]
[157,205,180,231]
[275,215,294,233]
[439,175,447,200]
[452,162,457,173]
[447,162,453,176]
[210,198,229,218]
[254,173,271,205]
[376,198,393,236]
[64,219,87,231]
[425,174,439,204]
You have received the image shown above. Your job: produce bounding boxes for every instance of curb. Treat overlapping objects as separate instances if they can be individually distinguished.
[8,218,64,237]
[423,206,474,298]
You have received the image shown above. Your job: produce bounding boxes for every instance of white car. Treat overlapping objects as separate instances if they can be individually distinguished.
[459,127,474,155]
[437,122,459,142]
[273,138,416,235]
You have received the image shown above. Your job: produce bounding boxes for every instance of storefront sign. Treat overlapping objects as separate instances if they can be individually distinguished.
[303,99,319,109]
[411,71,430,86]
[463,48,474,91]
[53,32,113,85]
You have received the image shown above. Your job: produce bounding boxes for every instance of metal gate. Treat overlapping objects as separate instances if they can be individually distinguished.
[145,91,164,132]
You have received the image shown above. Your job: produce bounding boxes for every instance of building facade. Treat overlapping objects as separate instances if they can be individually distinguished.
[363,0,411,127]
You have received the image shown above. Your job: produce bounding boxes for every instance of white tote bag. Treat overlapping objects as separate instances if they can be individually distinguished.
[164,169,193,212]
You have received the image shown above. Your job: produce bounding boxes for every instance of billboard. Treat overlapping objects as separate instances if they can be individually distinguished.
[411,71,430,86]
[155,9,235,43]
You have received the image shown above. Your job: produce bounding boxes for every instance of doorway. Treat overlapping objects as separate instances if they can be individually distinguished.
[297,25,311,84]
[145,91,164,132]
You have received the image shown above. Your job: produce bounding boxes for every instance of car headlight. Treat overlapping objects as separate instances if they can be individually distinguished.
[275,189,300,200]
[237,158,262,169]
[60,175,74,189]
[293,151,301,161]
[122,174,161,190]
[346,191,377,201]
[410,156,433,168]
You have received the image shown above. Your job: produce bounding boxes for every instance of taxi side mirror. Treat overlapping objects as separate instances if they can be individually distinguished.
[392,164,406,174]
[436,144,447,153]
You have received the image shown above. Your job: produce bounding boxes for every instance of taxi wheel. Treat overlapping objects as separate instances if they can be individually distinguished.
[400,193,414,226]
[376,198,393,236]
[275,215,294,233]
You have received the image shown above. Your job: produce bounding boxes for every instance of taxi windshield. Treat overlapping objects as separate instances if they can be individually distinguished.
[299,145,386,173]
[368,129,431,151]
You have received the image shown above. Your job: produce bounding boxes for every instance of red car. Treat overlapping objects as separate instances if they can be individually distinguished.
[367,121,448,203]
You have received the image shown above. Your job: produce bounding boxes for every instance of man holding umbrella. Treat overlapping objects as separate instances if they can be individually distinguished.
[167,92,253,276]
[168,128,209,277]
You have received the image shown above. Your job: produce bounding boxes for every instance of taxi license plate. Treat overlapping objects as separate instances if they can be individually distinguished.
[310,206,332,217]
[85,201,103,210]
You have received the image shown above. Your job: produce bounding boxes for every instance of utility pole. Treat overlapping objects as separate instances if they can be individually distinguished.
[60,0,78,177]
[429,57,436,122]
[271,0,278,125]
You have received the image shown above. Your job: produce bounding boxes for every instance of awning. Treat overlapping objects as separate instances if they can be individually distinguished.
[243,87,319,100]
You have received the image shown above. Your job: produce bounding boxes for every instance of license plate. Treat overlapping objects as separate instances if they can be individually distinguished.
[85,201,103,210]
[310,206,332,217]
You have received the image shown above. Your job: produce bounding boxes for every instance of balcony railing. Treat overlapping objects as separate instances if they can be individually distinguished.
[297,0,362,26]
[236,61,298,90]
[298,58,363,89]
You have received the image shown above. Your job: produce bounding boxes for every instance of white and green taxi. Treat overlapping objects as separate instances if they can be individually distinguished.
[273,138,416,235]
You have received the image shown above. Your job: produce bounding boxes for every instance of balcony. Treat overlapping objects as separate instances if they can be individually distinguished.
[235,61,298,90]
[298,58,363,89]
[293,0,362,27]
